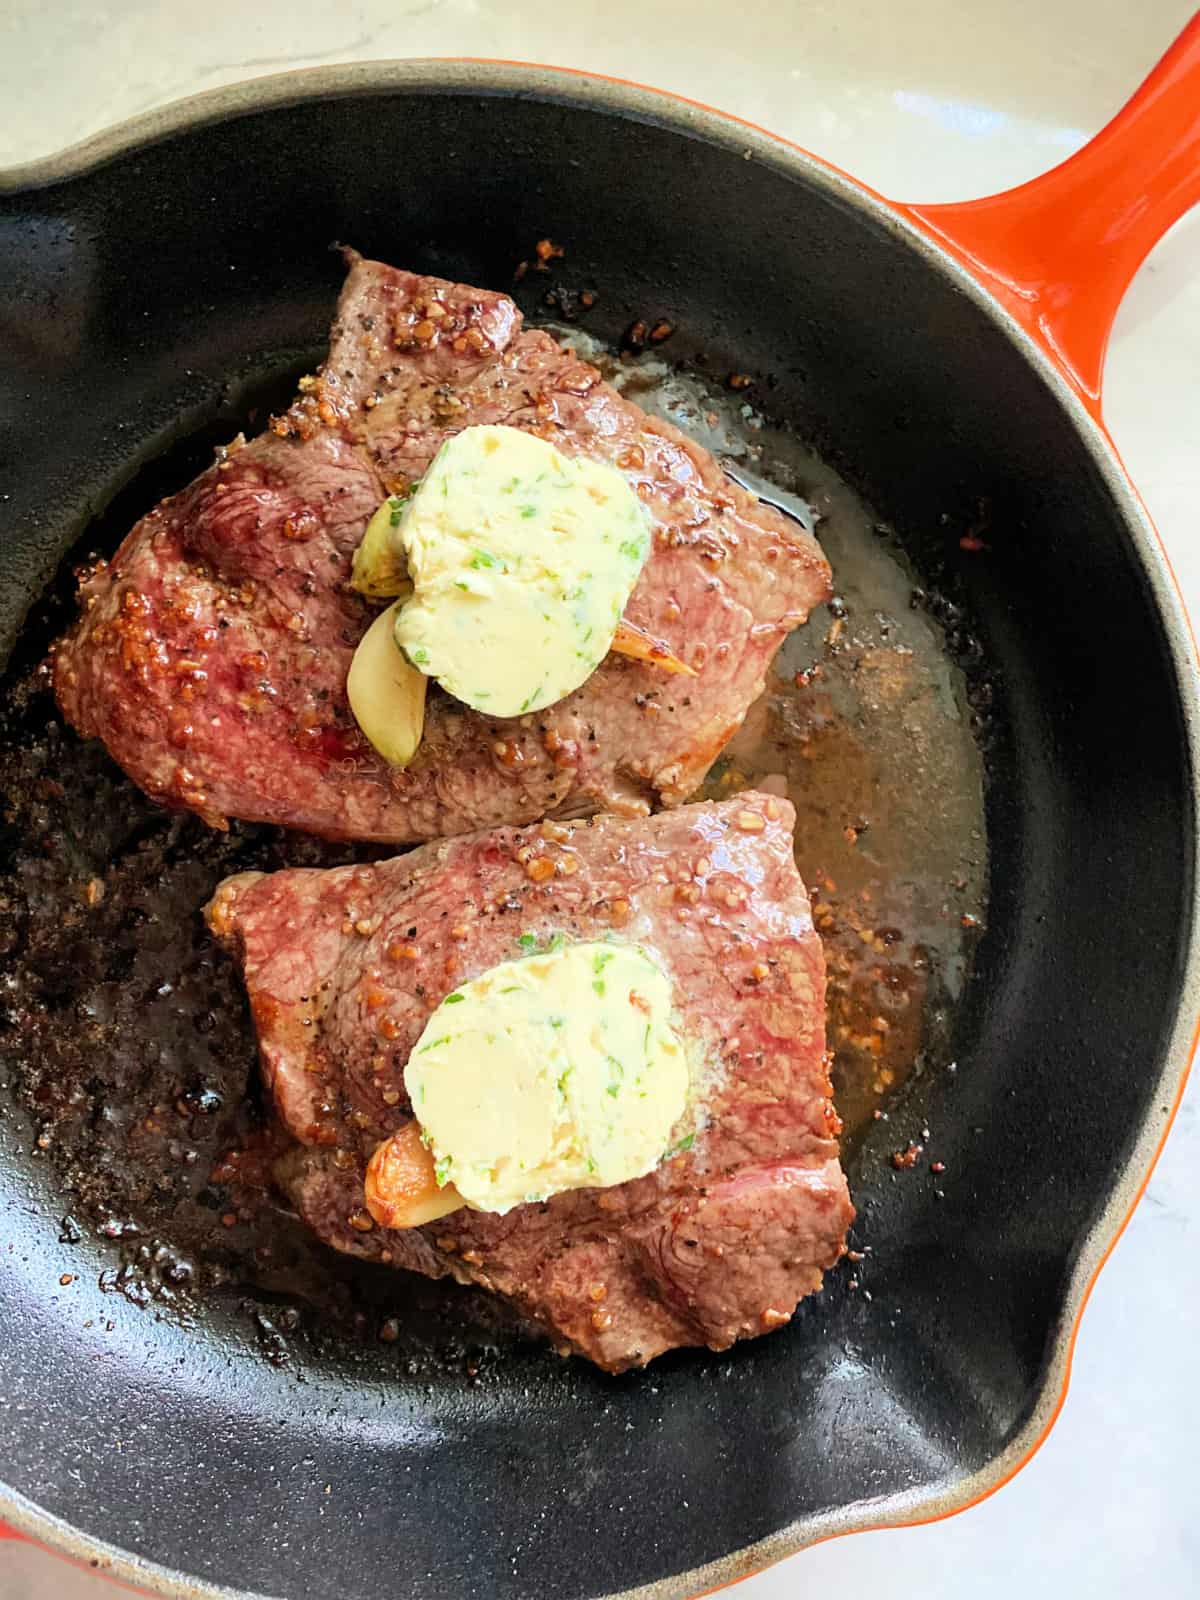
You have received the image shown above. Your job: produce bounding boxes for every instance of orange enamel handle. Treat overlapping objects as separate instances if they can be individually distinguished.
[898,11,1200,419]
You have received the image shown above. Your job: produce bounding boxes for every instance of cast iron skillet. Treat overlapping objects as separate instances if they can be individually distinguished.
[1,19,1199,1600]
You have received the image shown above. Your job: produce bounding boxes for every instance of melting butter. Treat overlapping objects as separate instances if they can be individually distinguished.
[392,425,650,716]
[404,940,688,1214]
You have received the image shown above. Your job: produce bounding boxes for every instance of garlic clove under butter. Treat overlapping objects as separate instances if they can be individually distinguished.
[350,495,414,601]
[345,600,426,767]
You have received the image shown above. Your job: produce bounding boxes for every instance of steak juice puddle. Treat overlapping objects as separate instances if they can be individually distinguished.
[0,339,986,1368]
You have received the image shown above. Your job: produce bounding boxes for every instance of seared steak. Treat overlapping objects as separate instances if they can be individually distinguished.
[207,793,852,1371]
[54,256,831,843]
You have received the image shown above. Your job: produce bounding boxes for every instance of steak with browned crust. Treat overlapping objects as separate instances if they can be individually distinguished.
[207,793,853,1371]
[54,256,831,843]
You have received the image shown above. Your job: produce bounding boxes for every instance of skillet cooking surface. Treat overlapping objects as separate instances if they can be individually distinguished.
[0,68,1194,1600]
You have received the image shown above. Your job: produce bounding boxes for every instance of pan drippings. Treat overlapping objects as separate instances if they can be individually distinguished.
[578,338,989,1149]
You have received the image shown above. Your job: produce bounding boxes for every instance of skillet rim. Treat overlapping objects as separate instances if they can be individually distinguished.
[1,57,1198,1600]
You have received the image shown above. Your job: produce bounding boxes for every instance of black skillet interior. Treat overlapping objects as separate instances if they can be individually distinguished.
[0,78,1193,1600]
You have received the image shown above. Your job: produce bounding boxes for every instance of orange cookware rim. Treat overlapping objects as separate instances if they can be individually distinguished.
[1,58,1198,1600]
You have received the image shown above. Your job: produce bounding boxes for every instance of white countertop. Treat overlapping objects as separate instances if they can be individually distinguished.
[3,2,1199,1596]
